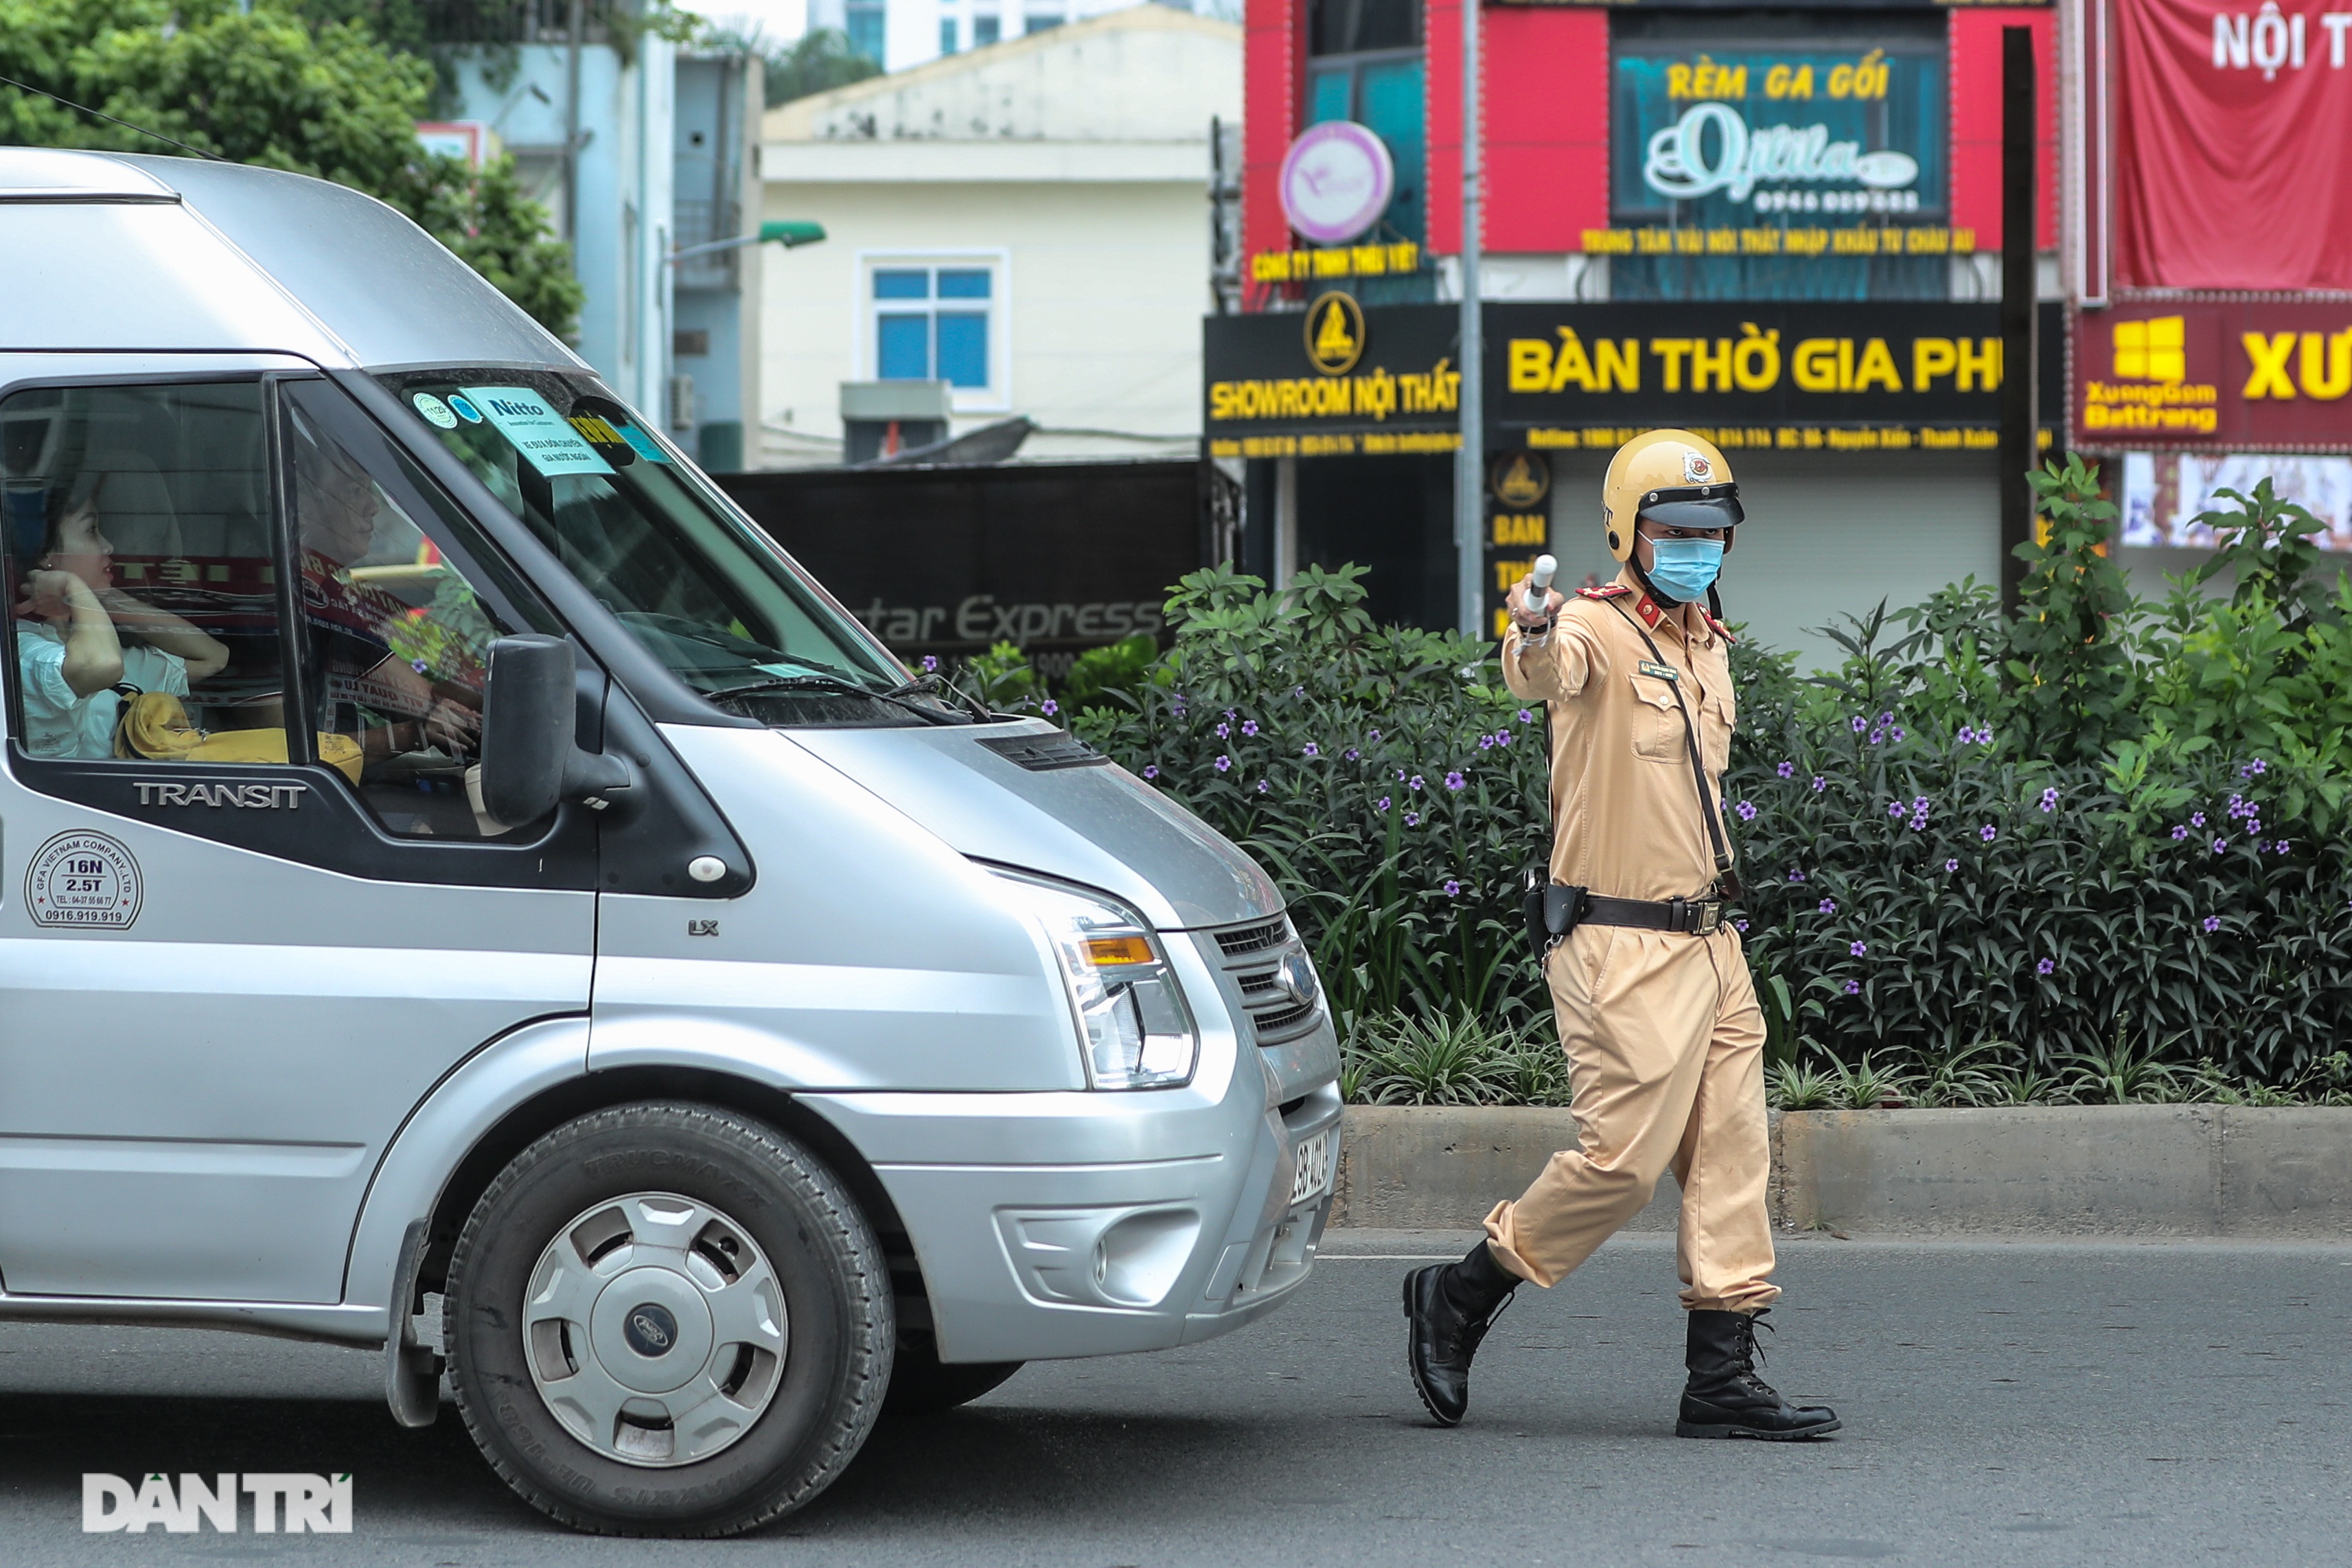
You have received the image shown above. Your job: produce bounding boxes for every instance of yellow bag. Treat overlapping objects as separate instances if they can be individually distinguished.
[113,689,365,786]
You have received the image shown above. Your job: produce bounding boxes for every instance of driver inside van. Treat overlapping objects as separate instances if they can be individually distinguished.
[292,443,481,762]
[12,486,229,759]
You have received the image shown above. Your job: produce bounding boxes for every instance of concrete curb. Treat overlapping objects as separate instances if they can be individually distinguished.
[1330,1104,2352,1238]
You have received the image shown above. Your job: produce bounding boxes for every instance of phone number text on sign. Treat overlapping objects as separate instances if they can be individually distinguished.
[27,831,142,929]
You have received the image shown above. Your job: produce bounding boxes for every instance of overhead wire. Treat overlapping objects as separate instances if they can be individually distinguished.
[0,71,231,163]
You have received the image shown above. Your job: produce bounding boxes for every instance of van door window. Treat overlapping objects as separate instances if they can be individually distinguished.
[280,379,542,841]
[0,381,296,768]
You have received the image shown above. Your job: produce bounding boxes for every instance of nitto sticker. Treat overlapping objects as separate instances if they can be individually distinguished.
[459,387,614,478]
[27,831,142,929]
[411,393,459,430]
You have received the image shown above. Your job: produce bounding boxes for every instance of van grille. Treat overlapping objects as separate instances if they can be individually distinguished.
[1214,917,1289,956]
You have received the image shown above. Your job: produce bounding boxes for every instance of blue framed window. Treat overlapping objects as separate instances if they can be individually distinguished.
[941,18,959,53]
[974,14,1000,44]
[845,2,884,65]
[871,266,993,389]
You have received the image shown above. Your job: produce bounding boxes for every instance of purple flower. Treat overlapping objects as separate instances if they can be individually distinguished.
[2037,958,2055,976]
[1818,898,1838,914]
[1957,726,1977,745]
[1888,800,1906,819]
[1443,879,1462,897]
[1396,768,1408,782]
[1812,776,1828,792]
[1843,980,1862,995]
[1736,800,1758,821]
[1292,685,1305,698]
[1914,796,1930,813]
[1409,774,1425,792]
[1256,780,1270,794]
[2249,758,2268,775]
[2247,818,2262,835]
[1478,735,1495,750]
[1214,722,1230,739]
[1944,858,1959,872]
[2191,811,2206,828]
[2039,787,2059,811]
[1790,869,1808,883]
[1733,918,1750,934]
[1142,764,1160,779]
[1041,699,1059,717]
[1376,796,1391,812]
[1849,940,1868,956]
[1241,719,1260,737]
[1878,711,1895,725]
[1909,815,1928,832]
[1368,728,1383,741]
[921,655,940,673]
[1889,727,1907,742]
[1497,728,1514,746]
[1777,761,1795,777]
[2228,794,2244,813]
[2276,839,2292,854]
[1224,707,1237,719]
[1302,741,1320,757]
[1517,710,1534,724]
[1869,728,1886,746]
[1852,715,1868,733]
[2171,825,2189,840]
[2202,916,2222,933]
[1404,811,1421,827]
[1213,754,1231,772]
[1977,729,1996,746]
[1344,747,1361,761]
[1980,825,1997,842]
[2213,838,2228,854]
[1444,770,1466,790]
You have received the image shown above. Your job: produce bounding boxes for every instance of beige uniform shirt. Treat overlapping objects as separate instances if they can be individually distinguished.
[1499,568,1738,903]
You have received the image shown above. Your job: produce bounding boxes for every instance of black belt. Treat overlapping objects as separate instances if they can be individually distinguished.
[1580,892,1727,936]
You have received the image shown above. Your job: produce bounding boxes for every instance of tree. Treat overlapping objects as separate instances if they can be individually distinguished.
[0,0,583,337]
[759,28,881,107]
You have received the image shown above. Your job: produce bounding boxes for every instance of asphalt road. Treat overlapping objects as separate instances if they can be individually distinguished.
[1,1231,2346,1566]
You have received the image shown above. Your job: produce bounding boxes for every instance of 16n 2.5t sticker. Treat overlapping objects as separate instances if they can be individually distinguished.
[27,831,143,929]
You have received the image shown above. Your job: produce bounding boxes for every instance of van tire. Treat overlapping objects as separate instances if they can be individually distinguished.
[443,1101,892,1536]
[884,1339,1022,1417]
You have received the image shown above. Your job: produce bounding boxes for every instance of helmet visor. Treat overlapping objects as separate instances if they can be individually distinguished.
[1637,485,1744,533]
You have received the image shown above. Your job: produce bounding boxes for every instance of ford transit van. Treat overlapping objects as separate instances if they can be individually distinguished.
[0,148,1339,1535]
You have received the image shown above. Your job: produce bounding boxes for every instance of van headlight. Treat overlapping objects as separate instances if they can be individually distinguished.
[997,873,1199,1089]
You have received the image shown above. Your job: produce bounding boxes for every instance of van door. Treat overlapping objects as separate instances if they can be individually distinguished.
[0,369,597,1304]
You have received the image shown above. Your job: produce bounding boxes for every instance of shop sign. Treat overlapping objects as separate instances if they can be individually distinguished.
[2122,452,2352,551]
[1610,38,1946,245]
[1488,301,2065,450]
[2073,302,2352,452]
[1205,303,1465,459]
[2106,0,2352,291]
[1250,240,1422,284]
[1279,122,1396,245]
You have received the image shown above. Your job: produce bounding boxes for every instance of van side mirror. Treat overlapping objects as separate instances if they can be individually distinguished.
[479,635,632,827]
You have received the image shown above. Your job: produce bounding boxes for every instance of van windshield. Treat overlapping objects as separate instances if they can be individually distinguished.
[378,370,971,727]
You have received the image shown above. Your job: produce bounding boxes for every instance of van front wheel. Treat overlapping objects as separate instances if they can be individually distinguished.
[444,1103,892,1536]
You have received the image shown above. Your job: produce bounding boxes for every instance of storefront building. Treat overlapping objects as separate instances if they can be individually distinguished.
[1210,0,2061,660]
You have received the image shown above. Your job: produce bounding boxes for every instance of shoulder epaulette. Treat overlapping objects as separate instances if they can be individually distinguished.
[1705,612,1739,645]
[1577,584,1633,600]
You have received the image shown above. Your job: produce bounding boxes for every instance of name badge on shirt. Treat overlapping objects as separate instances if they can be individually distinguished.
[1637,660,1679,682]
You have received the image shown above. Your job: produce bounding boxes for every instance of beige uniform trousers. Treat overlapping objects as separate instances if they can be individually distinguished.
[1482,919,1779,1315]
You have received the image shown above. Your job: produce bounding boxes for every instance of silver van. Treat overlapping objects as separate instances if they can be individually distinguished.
[0,148,1340,1534]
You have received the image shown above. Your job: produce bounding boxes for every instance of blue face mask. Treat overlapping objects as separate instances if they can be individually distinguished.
[1646,536,1725,603]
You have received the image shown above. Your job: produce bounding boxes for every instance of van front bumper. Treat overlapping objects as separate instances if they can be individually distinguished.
[798,1072,1342,1364]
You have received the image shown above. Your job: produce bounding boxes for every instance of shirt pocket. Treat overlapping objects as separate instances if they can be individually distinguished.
[1700,684,1735,779]
[1628,671,1683,763]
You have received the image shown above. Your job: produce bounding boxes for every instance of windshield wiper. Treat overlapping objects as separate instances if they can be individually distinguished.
[881,670,994,723]
[704,673,967,725]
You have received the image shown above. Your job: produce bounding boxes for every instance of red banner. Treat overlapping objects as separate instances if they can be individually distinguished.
[2075,301,2352,451]
[2110,0,2352,292]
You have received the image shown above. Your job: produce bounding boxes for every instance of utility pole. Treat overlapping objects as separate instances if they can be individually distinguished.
[1455,0,1484,640]
[1998,24,2040,615]
[562,0,586,246]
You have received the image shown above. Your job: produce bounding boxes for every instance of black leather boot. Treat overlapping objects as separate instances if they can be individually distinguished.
[1676,1308,1841,1440]
[1403,1241,1519,1426]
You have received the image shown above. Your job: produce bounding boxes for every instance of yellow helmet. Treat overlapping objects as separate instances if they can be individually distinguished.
[1602,429,1744,562]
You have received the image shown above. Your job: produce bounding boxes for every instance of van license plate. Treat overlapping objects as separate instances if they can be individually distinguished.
[1289,1131,1332,1206]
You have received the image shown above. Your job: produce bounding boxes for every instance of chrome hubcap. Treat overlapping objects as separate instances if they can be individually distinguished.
[522,1191,787,1467]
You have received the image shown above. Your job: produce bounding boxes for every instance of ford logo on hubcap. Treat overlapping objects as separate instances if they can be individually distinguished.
[1277,951,1319,1008]
[623,1302,678,1357]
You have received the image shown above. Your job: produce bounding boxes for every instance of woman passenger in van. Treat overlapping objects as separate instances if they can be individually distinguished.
[12,489,228,759]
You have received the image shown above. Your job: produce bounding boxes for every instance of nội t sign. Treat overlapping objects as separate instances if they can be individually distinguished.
[1488,301,2064,451]
[2073,302,2352,453]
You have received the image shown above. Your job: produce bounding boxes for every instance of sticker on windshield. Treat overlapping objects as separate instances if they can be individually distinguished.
[459,387,614,478]
[446,394,483,424]
[27,830,142,929]
[410,393,459,429]
[618,424,667,463]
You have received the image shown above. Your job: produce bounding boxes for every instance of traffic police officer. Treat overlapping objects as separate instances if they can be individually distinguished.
[1403,429,1838,1440]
